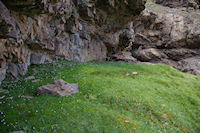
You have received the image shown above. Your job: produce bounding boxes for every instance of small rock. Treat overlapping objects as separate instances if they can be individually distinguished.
[0,88,9,94]
[36,79,79,97]
[32,79,40,82]
[24,76,35,81]
[19,96,34,99]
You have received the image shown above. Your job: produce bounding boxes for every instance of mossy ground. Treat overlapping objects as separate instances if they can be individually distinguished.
[0,61,200,133]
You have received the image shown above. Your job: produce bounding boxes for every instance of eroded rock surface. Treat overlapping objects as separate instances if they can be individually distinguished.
[0,0,146,85]
[110,0,200,75]
[36,79,79,97]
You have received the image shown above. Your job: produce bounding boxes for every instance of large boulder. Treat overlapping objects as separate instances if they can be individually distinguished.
[133,48,167,62]
[36,79,79,97]
[133,1,200,49]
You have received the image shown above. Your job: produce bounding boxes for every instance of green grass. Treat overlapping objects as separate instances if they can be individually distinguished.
[0,61,200,133]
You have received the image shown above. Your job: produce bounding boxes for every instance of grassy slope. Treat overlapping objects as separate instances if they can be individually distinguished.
[0,61,200,133]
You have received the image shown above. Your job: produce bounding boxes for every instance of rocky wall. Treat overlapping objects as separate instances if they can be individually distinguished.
[0,0,146,85]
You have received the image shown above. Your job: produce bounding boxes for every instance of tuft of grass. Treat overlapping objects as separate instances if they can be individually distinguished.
[0,61,200,132]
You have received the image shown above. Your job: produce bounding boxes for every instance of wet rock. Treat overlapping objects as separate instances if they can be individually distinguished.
[36,79,79,97]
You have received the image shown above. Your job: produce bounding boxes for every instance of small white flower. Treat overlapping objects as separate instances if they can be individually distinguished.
[124,120,129,123]
[132,72,138,75]
[161,104,166,107]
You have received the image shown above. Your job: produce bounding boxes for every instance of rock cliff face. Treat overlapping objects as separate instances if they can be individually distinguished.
[0,0,200,85]
[132,0,200,75]
[111,0,200,75]
[0,0,146,84]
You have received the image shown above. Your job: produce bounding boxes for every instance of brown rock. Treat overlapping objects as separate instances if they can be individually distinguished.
[36,79,79,97]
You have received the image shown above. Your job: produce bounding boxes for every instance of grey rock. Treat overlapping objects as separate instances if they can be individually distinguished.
[19,95,34,99]
[133,48,166,62]
[6,63,28,81]
[36,79,79,97]
[30,52,46,65]
[112,51,137,62]
[177,56,200,75]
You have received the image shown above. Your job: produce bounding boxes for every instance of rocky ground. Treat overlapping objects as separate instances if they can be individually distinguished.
[0,0,200,85]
